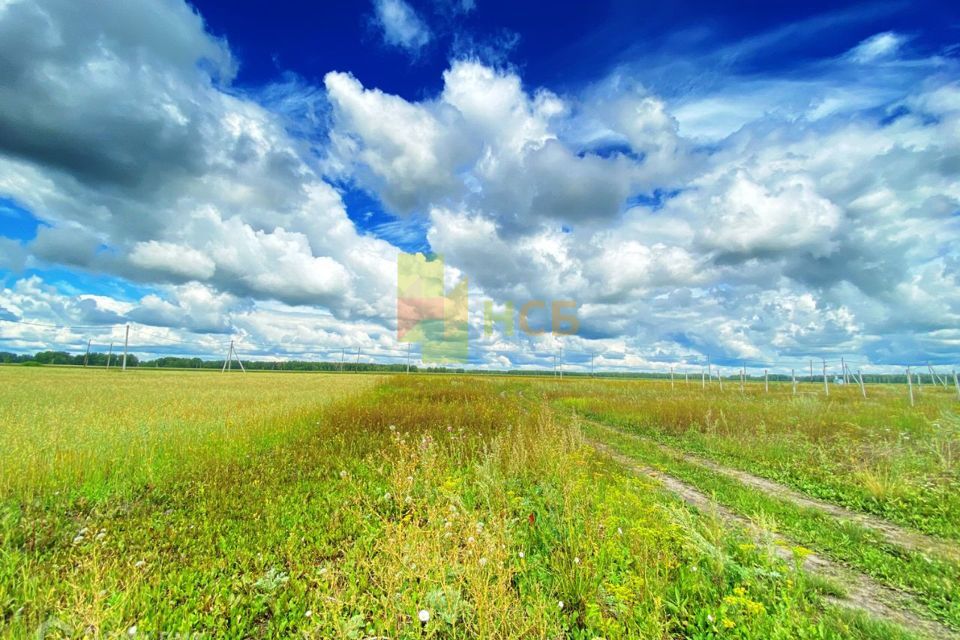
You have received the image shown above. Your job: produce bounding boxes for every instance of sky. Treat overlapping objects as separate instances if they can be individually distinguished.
[0,0,959,373]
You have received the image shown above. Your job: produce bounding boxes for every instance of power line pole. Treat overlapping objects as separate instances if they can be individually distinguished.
[340,348,345,372]
[222,340,234,373]
[83,339,91,367]
[121,324,129,371]
[406,343,411,373]
[822,359,829,395]
[907,366,914,406]
[106,342,113,369]
[356,346,361,371]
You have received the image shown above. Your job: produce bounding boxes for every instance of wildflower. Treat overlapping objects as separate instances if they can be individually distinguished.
[707,614,714,623]
[690,566,697,572]
[389,425,396,431]
[406,476,413,483]
[339,470,347,479]
[617,527,623,535]
[479,557,488,567]
[467,536,475,544]
[573,557,580,565]
[418,609,430,623]
[134,560,146,569]
[518,551,525,559]
[476,521,484,530]
[96,532,106,542]
[305,610,312,618]
[128,625,137,636]
[558,601,564,610]
[384,492,391,500]
[444,520,452,529]
[72,535,84,545]
[722,618,735,629]
[405,495,412,504]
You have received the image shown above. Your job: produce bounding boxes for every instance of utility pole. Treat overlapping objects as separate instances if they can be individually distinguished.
[222,340,234,373]
[356,346,361,371]
[122,324,129,371]
[907,367,915,406]
[83,339,91,367]
[822,359,829,395]
[406,343,411,373]
[340,348,345,372]
[590,353,594,377]
[857,369,867,398]
[670,366,674,390]
[106,342,113,369]
[792,368,797,395]
[764,369,768,393]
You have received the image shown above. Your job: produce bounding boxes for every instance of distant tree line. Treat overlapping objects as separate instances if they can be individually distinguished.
[0,351,948,382]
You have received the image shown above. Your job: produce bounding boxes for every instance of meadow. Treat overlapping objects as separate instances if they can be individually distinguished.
[0,367,957,638]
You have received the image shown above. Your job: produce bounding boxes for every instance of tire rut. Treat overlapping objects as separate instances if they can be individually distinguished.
[585,418,960,563]
[586,437,960,640]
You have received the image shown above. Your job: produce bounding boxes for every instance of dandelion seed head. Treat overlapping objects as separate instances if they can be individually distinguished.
[479,557,487,566]
[418,609,430,623]
[518,551,525,559]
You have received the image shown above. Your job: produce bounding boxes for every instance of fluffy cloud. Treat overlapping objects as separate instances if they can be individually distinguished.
[0,0,956,370]
[0,0,399,323]
[373,0,431,53]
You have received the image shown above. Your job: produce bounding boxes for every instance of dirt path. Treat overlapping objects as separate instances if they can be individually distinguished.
[587,438,959,640]
[585,418,960,563]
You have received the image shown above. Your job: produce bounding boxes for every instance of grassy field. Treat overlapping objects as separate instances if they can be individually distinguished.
[1,368,957,638]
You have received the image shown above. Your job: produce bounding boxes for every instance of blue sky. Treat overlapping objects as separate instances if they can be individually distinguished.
[0,0,958,371]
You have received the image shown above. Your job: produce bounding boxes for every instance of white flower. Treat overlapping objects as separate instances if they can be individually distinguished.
[305,610,312,618]
[558,601,564,610]
[707,614,715,623]
[134,560,146,569]
[389,424,396,431]
[96,532,106,541]
[384,492,391,500]
[617,527,623,535]
[418,609,430,623]
[405,495,412,504]
[479,557,488,567]
[339,470,347,479]
[127,625,137,636]
[518,551,525,559]
[406,476,413,483]
[72,535,84,545]
[690,566,698,572]
[467,536,475,544]
[573,557,580,565]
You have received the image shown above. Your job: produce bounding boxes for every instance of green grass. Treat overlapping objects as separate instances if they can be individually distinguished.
[0,369,918,638]
[551,379,960,540]
[578,418,960,630]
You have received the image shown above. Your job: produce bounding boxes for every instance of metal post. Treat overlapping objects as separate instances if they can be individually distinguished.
[122,324,129,371]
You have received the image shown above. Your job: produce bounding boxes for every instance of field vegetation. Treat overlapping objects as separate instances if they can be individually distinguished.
[0,367,956,638]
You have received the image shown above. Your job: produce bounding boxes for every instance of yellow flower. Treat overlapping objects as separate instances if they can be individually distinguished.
[722,618,735,629]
